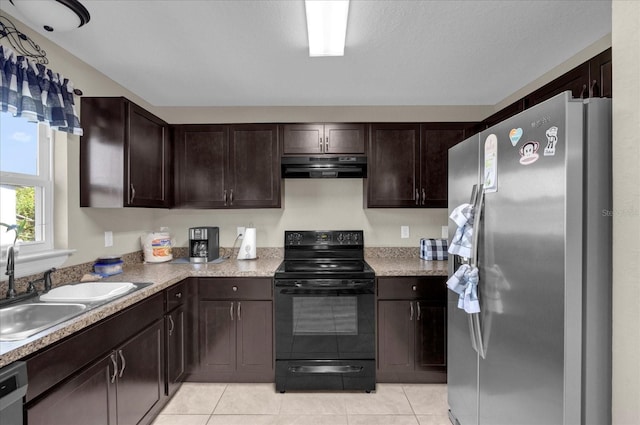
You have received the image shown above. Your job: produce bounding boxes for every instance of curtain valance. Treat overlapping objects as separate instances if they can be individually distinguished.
[0,45,82,135]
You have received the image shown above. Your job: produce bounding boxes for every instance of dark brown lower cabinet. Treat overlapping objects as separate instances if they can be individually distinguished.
[377,276,447,383]
[166,304,186,397]
[197,300,273,381]
[27,320,164,425]
[189,277,274,382]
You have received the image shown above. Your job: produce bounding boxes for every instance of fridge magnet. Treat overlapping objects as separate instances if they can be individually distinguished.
[509,128,523,146]
[484,134,498,192]
[519,141,540,165]
[544,126,559,156]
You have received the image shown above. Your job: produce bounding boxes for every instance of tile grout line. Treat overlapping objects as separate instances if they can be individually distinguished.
[209,383,229,417]
[401,384,421,424]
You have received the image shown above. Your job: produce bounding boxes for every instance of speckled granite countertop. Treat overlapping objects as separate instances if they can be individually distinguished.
[0,258,282,367]
[0,251,447,367]
[365,257,449,277]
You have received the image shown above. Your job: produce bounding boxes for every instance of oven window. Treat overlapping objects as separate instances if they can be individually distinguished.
[292,297,357,335]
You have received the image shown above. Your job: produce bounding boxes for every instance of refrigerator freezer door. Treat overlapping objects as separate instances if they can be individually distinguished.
[476,92,582,425]
[447,134,481,425]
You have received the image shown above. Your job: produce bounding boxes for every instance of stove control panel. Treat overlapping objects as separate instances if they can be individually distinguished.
[285,230,364,246]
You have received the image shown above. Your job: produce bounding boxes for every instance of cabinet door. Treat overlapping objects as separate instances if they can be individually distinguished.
[174,125,228,208]
[127,103,170,207]
[116,320,163,425]
[282,124,324,154]
[166,305,185,397]
[325,123,366,154]
[367,124,421,207]
[415,302,447,368]
[27,354,117,425]
[199,300,236,373]
[589,48,612,98]
[420,125,468,208]
[526,62,590,107]
[236,301,273,374]
[229,124,281,208]
[377,300,415,373]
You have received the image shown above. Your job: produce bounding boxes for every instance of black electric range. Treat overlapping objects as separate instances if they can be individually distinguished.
[274,230,376,393]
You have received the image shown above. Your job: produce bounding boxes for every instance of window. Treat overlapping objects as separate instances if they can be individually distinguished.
[0,111,54,256]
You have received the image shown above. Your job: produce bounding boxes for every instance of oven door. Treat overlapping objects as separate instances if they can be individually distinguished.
[274,279,375,360]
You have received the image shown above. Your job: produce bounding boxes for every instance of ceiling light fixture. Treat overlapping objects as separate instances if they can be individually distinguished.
[305,0,349,57]
[9,0,90,32]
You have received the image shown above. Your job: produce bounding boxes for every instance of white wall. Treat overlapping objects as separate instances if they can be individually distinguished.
[611,2,640,424]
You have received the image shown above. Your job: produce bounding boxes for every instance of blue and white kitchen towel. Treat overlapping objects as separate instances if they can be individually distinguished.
[448,203,474,258]
[447,263,480,313]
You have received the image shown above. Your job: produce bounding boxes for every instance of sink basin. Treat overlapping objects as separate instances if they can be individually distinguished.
[0,303,87,341]
[39,282,136,303]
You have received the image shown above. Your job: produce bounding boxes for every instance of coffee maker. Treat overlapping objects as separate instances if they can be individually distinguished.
[189,227,219,263]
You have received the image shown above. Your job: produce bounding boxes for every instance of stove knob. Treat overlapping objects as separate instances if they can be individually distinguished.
[337,233,344,243]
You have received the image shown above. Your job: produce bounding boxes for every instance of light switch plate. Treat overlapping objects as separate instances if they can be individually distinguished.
[401,226,410,239]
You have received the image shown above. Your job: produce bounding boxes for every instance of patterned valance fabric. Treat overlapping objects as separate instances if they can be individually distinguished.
[0,45,82,135]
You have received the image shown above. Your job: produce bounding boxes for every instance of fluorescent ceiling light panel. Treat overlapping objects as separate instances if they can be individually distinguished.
[305,0,349,57]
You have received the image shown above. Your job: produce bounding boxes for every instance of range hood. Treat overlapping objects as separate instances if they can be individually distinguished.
[281,156,367,178]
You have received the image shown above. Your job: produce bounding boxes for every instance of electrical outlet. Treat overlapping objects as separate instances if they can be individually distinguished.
[104,231,113,247]
[237,226,245,239]
[401,226,410,239]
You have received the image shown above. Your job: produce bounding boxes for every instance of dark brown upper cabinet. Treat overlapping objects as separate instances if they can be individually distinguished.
[281,123,366,155]
[366,123,473,208]
[80,97,171,208]
[173,124,280,209]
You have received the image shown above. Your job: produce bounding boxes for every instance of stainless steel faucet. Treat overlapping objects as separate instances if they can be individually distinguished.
[5,246,16,298]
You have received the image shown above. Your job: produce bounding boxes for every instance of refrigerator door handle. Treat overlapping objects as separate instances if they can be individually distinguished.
[471,184,484,267]
[468,313,478,353]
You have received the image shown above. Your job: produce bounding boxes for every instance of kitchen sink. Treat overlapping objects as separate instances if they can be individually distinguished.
[39,282,136,303]
[0,303,87,341]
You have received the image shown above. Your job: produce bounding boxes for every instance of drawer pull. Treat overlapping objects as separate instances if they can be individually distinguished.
[118,350,126,378]
[232,286,238,292]
[175,292,182,298]
[110,353,118,383]
[412,285,417,291]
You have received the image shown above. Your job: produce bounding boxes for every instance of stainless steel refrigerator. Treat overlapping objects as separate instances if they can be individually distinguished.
[447,92,612,425]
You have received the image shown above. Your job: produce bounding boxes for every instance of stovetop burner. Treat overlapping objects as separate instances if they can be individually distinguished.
[275,230,375,280]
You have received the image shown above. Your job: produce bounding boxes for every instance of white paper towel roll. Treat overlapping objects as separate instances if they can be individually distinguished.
[237,227,257,260]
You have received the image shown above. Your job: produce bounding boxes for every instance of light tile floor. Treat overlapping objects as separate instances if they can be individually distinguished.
[152,383,449,425]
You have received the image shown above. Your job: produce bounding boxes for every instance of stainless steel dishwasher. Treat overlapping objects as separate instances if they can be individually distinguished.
[0,361,27,425]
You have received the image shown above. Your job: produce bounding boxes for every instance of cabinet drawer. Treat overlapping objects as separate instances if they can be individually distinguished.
[198,278,272,300]
[166,279,187,311]
[377,276,446,300]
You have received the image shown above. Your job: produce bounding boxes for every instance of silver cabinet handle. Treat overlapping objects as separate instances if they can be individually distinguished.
[118,349,126,378]
[130,184,136,204]
[223,189,228,205]
[168,314,175,336]
[421,188,426,205]
[175,292,182,299]
[409,302,414,320]
[232,286,238,292]
[229,189,234,205]
[325,137,329,152]
[237,301,241,320]
[416,302,422,321]
[415,189,419,205]
[230,302,234,321]
[412,285,417,291]
[318,136,323,150]
[110,353,118,383]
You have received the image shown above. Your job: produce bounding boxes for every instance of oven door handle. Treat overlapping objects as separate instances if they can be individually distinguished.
[289,365,364,374]
[292,281,372,289]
